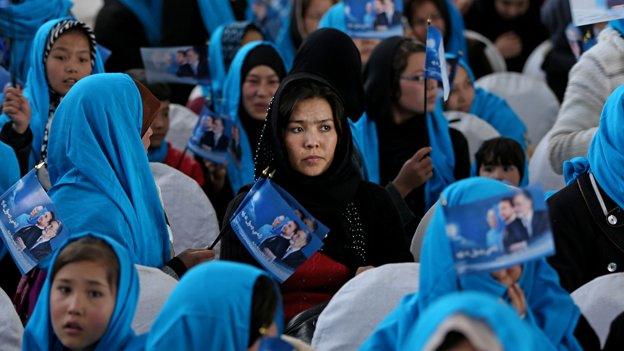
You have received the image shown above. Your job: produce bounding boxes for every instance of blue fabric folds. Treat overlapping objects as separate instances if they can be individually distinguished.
[349,113,380,184]
[0,140,19,259]
[361,177,583,351]
[197,0,236,35]
[146,261,283,350]
[0,17,105,166]
[22,233,142,351]
[0,0,72,83]
[47,73,171,268]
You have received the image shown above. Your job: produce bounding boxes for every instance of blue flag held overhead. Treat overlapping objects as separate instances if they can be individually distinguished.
[425,23,450,101]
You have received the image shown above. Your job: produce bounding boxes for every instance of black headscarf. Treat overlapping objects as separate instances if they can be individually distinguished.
[238,44,287,154]
[254,72,366,266]
[291,28,365,121]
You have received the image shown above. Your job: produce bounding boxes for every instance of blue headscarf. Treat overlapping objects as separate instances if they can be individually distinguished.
[221,41,285,193]
[274,15,296,70]
[361,178,582,350]
[564,85,624,210]
[349,113,380,183]
[610,19,624,37]
[0,140,19,260]
[118,0,164,46]
[146,261,284,350]
[198,0,236,35]
[47,73,171,268]
[0,0,72,83]
[404,292,538,350]
[22,233,142,351]
[147,141,169,163]
[446,54,527,149]
[318,2,347,32]
[0,17,105,167]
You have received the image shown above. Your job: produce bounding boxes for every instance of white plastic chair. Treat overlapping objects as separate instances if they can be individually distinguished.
[476,72,560,147]
[411,203,436,262]
[572,273,624,348]
[167,103,199,151]
[150,163,220,256]
[445,111,500,164]
[72,0,104,28]
[522,40,552,81]
[0,288,22,351]
[464,30,507,73]
[312,263,420,351]
[528,130,565,192]
[132,265,178,334]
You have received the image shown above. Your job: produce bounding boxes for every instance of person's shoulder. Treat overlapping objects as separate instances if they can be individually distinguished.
[547,176,584,209]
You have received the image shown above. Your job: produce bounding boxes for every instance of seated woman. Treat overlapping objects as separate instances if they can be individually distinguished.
[444,56,528,149]
[220,74,413,321]
[548,85,624,293]
[404,0,467,56]
[359,37,470,220]
[146,261,295,350]
[361,177,599,350]
[22,234,143,350]
[0,18,105,175]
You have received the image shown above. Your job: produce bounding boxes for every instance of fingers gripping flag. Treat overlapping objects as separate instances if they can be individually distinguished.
[425,23,450,101]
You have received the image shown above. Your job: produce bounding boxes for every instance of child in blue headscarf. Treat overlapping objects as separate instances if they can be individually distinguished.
[444,55,528,149]
[0,18,105,174]
[22,234,143,350]
[146,261,286,350]
[361,177,597,350]
[403,292,540,350]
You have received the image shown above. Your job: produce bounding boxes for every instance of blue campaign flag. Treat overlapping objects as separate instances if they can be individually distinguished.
[140,45,211,85]
[443,186,555,275]
[250,0,291,42]
[229,178,329,282]
[187,106,234,165]
[344,0,404,39]
[259,336,295,351]
[0,167,70,274]
[425,24,450,101]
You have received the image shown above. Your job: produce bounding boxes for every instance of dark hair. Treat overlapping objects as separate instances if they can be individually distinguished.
[391,39,426,105]
[404,0,451,43]
[52,236,120,290]
[248,275,278,347]
[500,197,514,206]
[277,79,345,136]
[475,137,525,177]
[48,211,56,223]
[125,69,171,102]
[436,330,470,351]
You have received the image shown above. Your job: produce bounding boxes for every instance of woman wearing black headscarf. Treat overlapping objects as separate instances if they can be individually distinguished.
[219,73,413,322]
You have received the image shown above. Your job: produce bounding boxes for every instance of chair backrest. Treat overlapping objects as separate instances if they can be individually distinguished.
[167,103,199,151]
[0,288,22,351]
[445,111,500,164]
[150,163,220,256]
[528,130,565,191]
[132,265,178,334]
[476,72,560,147]
[411,203,436,262]
[312,263,420,351]
[572,273,624,348]
[522,40,552,81]
[464,30,507,73]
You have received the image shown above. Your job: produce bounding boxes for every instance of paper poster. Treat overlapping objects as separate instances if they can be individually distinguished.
[344,0,404,39]
[141,45,210,85]
[443,186,555,275]
[570,0,624,26]
[251,0,291,41]
[0,169,69,274]
[187,107,236,164]
[230,178,328,282]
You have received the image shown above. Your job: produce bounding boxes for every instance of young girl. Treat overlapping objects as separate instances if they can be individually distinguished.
[22,234,142,350]
[0,18,104,174]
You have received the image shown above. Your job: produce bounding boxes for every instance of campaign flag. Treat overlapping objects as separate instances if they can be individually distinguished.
[251,0,291,41]
[0,168,70,274]
[570,0,624,26]
[425,24,450,101]
[141,45,210,85]
[443,186,555,275]
[344,0,404,39]
[188,106,235,164]
[229,178,329,282]
[259,336,295,351]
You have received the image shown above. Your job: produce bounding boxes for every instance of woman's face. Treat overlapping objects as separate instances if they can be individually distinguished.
[302,0,334,37]
[410,1,446,43]
[149,102,170,148]
[242,65,281,121]
[396,52,438,114]
[284,97,338,177]
[45,31,93,96]
[446,66,475,113]
[50,260,116,350]
[494,0,529,20]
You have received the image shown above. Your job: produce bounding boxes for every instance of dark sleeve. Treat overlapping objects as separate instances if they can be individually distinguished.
[449,128,471,181]
[218,191,262,268]
[604,312,624,351]
[0,122,33,176]
[364,183,415,265]
[573,313,600,351]
[384,182,419,236]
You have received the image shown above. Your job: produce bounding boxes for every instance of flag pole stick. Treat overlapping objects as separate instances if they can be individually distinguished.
[424,19,431,116]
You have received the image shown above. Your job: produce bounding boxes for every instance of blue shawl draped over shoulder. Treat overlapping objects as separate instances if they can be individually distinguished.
[0,17,105,166]
[22,233,143,351]
[361,177,583,351]
[47,73,171,268]
[146,261,284,349]
[0,141,19,260]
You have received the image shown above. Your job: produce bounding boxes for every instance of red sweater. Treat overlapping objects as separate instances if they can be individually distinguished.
[164,143,205,186]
